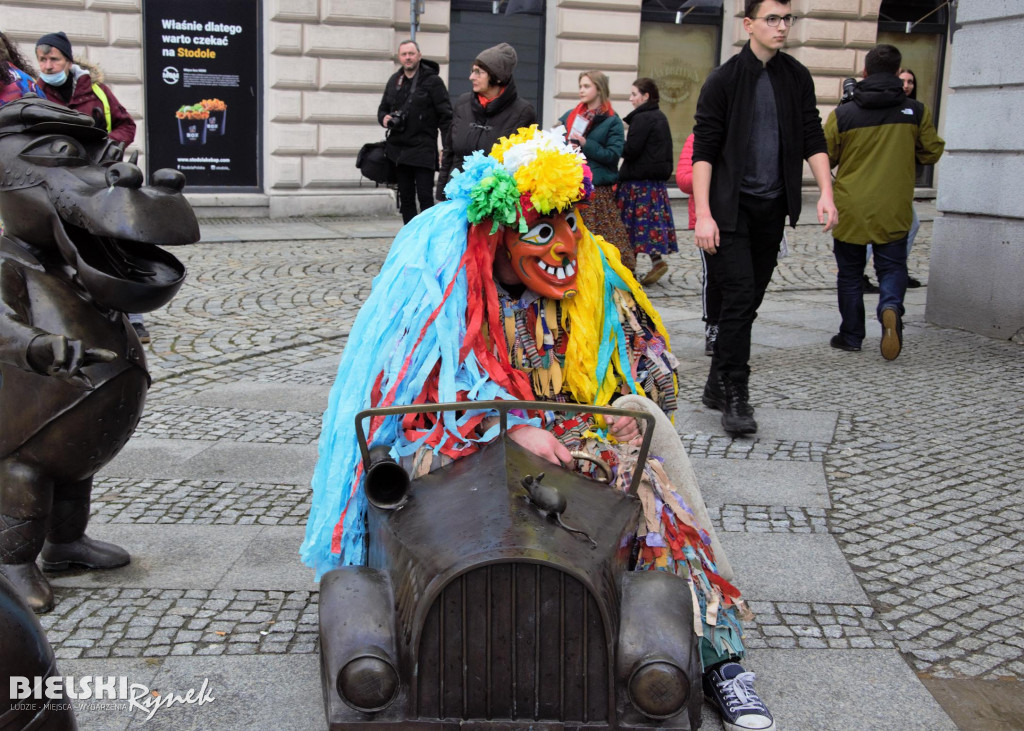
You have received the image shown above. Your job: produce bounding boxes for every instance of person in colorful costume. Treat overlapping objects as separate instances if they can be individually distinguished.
[303,125,776,731]
[0,31,40,107]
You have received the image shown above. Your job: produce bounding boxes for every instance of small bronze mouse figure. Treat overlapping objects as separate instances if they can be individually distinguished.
[521,473,596,547]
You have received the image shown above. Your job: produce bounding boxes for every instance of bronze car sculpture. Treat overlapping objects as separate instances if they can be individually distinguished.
[319,401,703,730]
[0,96,199,612]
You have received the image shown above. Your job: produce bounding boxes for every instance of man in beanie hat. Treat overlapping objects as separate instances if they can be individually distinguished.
[35,32,149,342]
[435,43,535,200]
[35,31,136,146]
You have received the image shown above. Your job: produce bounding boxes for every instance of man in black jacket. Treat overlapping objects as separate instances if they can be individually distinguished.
[692,0,837,437]
[379,40,452,223]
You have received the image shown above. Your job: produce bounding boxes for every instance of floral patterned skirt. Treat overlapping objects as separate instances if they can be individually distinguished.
[616,180,679,256]
[584,185,635,271]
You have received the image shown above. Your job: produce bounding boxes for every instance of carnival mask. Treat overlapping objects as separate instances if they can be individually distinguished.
[501,209,581,300]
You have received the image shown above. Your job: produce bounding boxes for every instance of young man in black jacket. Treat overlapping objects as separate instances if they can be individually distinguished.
[692,0,837,437]
[379,40,452,223]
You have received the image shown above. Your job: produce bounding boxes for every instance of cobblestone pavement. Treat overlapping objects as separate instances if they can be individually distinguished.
[35,209,1022,728]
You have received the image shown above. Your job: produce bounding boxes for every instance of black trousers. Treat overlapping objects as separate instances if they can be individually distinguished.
[706,193,787,385]
[395,164,436,224]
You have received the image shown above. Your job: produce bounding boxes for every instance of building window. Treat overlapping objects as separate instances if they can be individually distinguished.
[638,1,722,165]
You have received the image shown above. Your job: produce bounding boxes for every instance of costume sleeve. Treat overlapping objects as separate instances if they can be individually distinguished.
[100,83,136,146]
[692,72,725,165]
[916,105,945,166]
[676,133,694,194]
[581,115,623,167]
[824,110,841,168]
[798,67,827,160]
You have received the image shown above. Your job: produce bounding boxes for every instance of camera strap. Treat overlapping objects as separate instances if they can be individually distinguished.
[386,70,419,139]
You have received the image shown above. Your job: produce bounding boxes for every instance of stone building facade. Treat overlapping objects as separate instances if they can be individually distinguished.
[3,0,897,217]
[925,2,1024,341]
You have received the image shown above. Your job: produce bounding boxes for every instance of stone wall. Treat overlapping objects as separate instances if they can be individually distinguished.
[926,2,1024,340]
[4,0,909,217]
[264,0,450,216]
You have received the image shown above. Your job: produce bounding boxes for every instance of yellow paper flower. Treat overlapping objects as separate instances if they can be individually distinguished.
[514,148,585,215]
[489,124,539,163]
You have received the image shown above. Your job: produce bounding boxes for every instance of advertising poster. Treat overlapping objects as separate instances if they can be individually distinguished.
[142,0,260,188]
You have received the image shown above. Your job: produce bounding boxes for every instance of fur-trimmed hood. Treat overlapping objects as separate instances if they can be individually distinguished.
[69,61,104,85]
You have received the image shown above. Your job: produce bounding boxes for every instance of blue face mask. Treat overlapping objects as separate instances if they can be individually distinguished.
[40,69,68,86]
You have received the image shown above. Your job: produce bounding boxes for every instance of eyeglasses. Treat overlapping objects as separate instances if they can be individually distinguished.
[754,14,798,27]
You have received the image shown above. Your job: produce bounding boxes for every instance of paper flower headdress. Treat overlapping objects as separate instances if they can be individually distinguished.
[444,125,594,233]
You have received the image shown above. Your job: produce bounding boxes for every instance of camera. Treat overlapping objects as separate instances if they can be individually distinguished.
[386,110,406,132]
[840,77,857,105]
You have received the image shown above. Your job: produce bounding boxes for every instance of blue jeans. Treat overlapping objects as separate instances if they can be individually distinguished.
[833,238,907,347]
[865,207,918,260]
[906,207,920,255]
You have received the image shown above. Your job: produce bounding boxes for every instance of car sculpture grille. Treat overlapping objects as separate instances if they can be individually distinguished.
[417,563,609,723]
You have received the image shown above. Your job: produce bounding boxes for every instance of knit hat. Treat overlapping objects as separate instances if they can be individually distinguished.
[36,31,73,63]
[474,43,517,86]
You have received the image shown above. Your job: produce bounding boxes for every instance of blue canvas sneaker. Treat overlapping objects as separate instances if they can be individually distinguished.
[703,661,776,731]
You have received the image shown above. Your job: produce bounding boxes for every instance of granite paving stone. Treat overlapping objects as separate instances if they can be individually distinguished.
[29,213,1017,729]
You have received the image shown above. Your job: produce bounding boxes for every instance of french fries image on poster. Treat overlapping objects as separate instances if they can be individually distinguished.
[202,99,227,135]
[176,103,208,145]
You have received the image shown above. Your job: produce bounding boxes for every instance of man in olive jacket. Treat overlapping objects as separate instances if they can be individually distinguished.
[825,44,944,361]
[379,40,452,223]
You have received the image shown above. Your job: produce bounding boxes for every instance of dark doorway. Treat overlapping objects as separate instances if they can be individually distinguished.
[877,0,948,188]
[449,0,545,120]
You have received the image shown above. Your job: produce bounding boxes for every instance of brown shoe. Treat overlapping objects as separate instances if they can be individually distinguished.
[880,308,903,361]
[641,260,668,286]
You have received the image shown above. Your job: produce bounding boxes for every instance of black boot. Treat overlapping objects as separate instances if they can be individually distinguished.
[702,372,726,411]
[721,377,757,436]
[0,513,53,613]
[41,497,129,571]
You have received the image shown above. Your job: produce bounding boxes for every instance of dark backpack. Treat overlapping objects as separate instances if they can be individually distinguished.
[356,141,396,185]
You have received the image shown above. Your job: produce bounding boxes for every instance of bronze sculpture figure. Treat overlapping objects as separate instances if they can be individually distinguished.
[0,96,198,612]
[0,572,78,728]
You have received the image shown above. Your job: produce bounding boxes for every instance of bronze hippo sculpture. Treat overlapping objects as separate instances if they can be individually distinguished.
[0,96,199,612]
